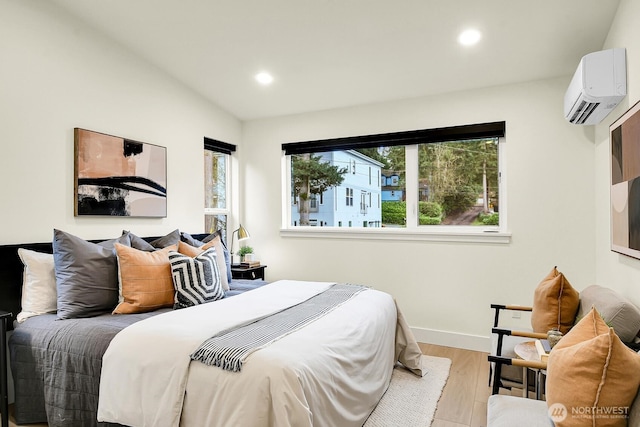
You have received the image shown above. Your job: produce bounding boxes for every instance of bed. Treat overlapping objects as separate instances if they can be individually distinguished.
[2,230,423,427]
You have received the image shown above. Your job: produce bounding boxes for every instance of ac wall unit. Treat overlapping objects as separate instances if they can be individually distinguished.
[564,47,627,125]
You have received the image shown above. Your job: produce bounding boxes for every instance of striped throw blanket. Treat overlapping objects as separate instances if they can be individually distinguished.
[190,283,367,372]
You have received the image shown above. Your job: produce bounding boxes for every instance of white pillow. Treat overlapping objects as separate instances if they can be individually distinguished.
[17,248,57,322]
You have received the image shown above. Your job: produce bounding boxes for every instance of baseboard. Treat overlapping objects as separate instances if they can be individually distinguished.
[411,326,490,353]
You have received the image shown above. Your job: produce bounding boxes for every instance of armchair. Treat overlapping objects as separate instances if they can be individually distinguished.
[487,309,640,427]
[488,267,581,397]
[487,278,640,427]
[489,304,548,396]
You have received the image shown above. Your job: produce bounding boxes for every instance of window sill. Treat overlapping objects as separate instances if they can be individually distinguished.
[279,227,511,244]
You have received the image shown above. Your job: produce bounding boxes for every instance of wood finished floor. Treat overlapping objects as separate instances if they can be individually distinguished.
[9,343,493,427]
[420,343,491,427]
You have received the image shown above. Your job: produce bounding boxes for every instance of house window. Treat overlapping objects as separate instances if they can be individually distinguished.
[346,188,354,206]
[282,122,507,241]
[204,137,235,240]
[308,194,320,212]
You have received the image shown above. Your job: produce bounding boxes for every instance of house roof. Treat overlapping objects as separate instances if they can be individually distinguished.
[49,0,620,120]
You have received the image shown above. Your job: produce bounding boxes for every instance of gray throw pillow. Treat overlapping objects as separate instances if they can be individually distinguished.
[180,232,203,247]
[149,229,180,248]
[577,285,640,343]
[193,231,232,283]
[53,229,130,319]
[123,230,156,252]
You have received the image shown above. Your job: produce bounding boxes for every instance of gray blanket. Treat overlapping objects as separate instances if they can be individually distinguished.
[191,283,366,372]
[8,279,268,427]
[9,310,168,426]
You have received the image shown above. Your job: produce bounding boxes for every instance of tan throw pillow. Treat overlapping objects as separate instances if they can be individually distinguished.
[177,240,202,257]
[113,243,177,314]
[546,307,640,427]
[552,305,609,351]
[178,237,229,292]
[531,267,579,334]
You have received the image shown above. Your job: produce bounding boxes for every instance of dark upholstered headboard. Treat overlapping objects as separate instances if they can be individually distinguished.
[0,233,209,330]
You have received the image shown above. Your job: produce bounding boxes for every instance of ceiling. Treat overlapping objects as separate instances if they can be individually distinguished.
[49,0,621,121]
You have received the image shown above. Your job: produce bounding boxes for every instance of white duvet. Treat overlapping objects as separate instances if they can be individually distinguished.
[97,280,422,427]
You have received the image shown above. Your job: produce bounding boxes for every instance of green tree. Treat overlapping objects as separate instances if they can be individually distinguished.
[292,153,347,225]
[353,148,390,167]
[418,138,498,215]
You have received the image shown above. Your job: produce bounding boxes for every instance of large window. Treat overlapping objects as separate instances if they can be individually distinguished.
[282,122,506,237]
[204,138,235,240]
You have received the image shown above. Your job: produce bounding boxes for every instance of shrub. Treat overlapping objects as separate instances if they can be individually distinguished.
[417,201,443,225]
[382,201,406,225]
[419,201,443,218]
[441,185,478,215]
[479,212,499,225]
[419,215,442,225]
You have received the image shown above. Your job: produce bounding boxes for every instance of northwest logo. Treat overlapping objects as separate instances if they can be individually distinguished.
[548,403,568,422]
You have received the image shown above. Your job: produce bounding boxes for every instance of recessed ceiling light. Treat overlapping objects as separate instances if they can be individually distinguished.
[458,29,481,46]
[255,71,274,85]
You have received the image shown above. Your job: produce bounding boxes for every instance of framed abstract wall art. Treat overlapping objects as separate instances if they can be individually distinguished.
[610,100,640,259]
[74,128,167,217]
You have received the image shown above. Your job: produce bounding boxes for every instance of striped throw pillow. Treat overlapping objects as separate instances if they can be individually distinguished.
[169,248,224,309]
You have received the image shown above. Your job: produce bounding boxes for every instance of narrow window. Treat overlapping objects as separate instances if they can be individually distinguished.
[204,138,235,239]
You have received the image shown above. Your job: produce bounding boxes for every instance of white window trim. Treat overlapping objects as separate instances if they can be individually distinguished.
[280,137,510,244]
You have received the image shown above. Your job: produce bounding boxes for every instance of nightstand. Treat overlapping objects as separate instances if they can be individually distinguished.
[0,311,11,427]
[231,265,267,280]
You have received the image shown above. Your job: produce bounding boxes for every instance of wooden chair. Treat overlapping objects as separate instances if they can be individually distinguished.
[489,304,547,397]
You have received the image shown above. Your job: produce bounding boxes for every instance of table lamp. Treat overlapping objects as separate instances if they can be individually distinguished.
[231,224,250,264]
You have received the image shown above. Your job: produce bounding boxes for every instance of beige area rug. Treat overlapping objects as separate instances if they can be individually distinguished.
[364,355,452,427]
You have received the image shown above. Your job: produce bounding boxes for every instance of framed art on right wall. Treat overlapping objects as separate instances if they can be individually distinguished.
[611,100,640,259]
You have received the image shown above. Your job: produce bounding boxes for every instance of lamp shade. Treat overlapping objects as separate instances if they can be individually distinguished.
[236,224,250,241]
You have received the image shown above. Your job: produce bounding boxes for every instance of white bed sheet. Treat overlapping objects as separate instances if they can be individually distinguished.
[98,280,418,427]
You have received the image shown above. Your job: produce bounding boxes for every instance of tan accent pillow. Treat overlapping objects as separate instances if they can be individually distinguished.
[177,240,202,257]
[113,243,177,314]
[178,237,229,291]
[530,267,579,334]
[546,308,640,427]
[552,305,609,351]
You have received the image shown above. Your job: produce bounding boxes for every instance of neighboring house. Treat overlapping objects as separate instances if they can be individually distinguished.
[293,150,383,227]
[381,171,404,201]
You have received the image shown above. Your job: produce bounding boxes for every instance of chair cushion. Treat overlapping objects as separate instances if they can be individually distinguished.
[546,307,640,427]
[491,334,529,385]
[487,395,554,427]
[577,285,640,343]
[531,267,579,334]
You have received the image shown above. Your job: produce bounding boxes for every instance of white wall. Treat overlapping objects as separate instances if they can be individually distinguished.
[0,0,241,245]
[595,0,640,306]
[242,77,596,351]
[2,0,626,353]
